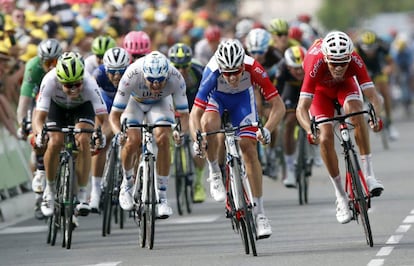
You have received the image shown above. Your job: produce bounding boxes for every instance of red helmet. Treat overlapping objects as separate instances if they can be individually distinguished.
[288,26,303,41]
[123,31,151,56]
[297,13,311,23]
[204,25,221,42]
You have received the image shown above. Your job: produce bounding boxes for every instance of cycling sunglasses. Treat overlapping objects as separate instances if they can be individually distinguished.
[146,76,166,84]
[222,67,244,77]
[106,68,126,75]
[62,81,83,89]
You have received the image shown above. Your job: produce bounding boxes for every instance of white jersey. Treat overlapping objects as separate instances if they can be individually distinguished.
[84,54,100,75]
[36,68,108,115]
[112,57,189,113]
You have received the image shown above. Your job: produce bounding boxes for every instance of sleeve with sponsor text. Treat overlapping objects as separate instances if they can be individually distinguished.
[247,60,279,101]
[193,67,219,110]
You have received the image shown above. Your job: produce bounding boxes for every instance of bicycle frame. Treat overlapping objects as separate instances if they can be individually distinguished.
[311,102,376,247]
[197,123,257,256]
[129,122,174,250]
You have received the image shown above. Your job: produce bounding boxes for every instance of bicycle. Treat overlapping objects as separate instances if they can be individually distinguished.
[44,125,99,249]
[100,124,125,237]
[295,126,313,205]
[129,122,175,250]
[173,114,194,215]
[196,123,258,256]
[310,102,378,247]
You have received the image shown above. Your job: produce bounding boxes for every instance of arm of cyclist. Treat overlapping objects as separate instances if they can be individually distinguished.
[31,109,48,147]
[256,94,286,145]
[108,109,126,145]
[296,97,320,145]
[189,106,207,156]
[93,113,110,149]
[361,85,383,132]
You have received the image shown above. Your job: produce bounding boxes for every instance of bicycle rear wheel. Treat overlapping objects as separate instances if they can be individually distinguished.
[349,152,373,247]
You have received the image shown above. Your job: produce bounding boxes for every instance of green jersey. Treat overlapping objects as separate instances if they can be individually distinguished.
[20,56,46,98]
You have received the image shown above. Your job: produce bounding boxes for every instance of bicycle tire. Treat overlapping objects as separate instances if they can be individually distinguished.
[296,129,306,205]
[231,159,257,256]
[62,156,75,249]
[48,166,62,245]
[348,151,374,247]
[146,157,156,249]
[102,146,116,237]
[174,145,185,215]
[136,166,146,248]
[184,142,193,214]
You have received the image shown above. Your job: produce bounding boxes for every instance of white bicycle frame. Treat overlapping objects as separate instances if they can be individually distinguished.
[225,131,254,211]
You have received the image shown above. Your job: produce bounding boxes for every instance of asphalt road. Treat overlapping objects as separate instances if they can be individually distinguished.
[1,107,413,266]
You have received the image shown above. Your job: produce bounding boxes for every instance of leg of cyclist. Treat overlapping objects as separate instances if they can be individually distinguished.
[90,130,114,212]
[376,76,399,140]
[74,121,95,216]
[344,95,384,197]
[200,111,226,202]
[282,110,297,188]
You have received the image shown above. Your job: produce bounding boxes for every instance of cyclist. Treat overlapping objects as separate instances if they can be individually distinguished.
[296,31,385,224]
[123,30,152,62]
[109,51,189,219]
[194,25,222,66]
[15,38,63,219]
[32,52,110,218]
[168,42,206,203]
[245,27,284,179]
[89,47,131,212]
[189,39,286,239]
[355,30,399,140]
[84,35,117,74]
[276,45,308,188]
[267,18,300,57]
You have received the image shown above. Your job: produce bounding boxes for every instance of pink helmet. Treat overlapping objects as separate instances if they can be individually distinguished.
[204,25,221,42]
[123,31,151,56]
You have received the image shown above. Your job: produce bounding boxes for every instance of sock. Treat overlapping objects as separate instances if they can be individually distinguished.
[77,186,88,203]
[284,154,295,171]
[253,197,264,216]
[360,154,374,178]
[123,168,134,186]
[157,175,168,200]
[36,155,45,171]
[46,180,55,193]
[330,175,347,198]
[207,159,220,175]
[91,176,102,192]
[195,167,204,185]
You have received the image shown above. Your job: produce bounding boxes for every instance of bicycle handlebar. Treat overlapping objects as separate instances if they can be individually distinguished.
[310,103,377,136]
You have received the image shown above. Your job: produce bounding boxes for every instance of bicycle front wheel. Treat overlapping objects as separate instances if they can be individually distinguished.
[349,151,373,247]
[102,145,117,237]
[62,155,75,249]
[146,157,156,249]
[231,159,257,256]
[174,145,185,215]
[48,170,62,246]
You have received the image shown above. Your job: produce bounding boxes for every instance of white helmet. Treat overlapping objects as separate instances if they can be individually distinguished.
[321,31,354,62]
[245,28,271,55]
[215,39,245,70]
[103,47,130,69]
[142,51,169,79]
[37,38,63,60]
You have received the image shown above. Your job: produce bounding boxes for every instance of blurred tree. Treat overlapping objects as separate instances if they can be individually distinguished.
[317,0,414,30]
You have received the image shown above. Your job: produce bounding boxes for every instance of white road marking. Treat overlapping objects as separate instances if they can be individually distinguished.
[396,224,411,233]
[0,225,47,235]
[386,234,403,244]
[367,259,384,266]
[82,262,122,266]
[368,209,414,266]
[163,214,220,225]
[376,246,394,256]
